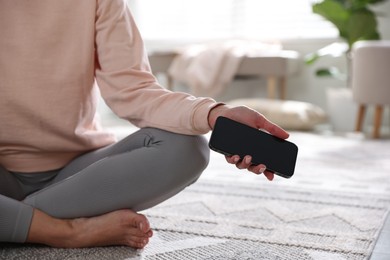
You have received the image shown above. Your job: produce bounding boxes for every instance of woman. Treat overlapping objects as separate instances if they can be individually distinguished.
[0,0,289,249]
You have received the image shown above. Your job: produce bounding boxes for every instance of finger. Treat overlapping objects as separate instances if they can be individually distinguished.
[236,155,251,169]
[257,115,289,140]
[263,170,275,181]
[225,155,240,164]
[248,164,267,175]
[264,120,289,139]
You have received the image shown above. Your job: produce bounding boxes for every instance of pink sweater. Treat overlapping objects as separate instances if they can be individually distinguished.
[0,0,218,172]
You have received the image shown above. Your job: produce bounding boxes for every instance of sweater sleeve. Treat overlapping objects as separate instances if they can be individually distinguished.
[94,0,219,135]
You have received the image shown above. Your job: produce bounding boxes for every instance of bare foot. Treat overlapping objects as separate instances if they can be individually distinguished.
[27,209,153,249]
[72,209,153,248]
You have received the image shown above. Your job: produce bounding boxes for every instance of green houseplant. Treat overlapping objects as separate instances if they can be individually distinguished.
[306,0,388,82]
[305,0,388,132]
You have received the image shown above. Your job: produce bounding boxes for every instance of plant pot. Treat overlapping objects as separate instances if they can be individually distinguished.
[326,87,358,133]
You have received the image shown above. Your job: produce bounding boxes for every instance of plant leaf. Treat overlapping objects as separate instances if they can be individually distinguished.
[304,42,348,64]
[304,53,320,65]
[315,67,346,80]
[346,9,380,46]
[350,0,388,9]
[312,0,383,48]
[312,0,350,39]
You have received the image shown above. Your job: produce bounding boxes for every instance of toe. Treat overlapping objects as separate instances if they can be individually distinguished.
[128,237,149,249]
[135,215,151,233]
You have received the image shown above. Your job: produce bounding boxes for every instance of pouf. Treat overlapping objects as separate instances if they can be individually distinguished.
[227,98,327,131]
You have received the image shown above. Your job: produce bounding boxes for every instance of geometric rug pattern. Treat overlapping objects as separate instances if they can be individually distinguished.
[1,131,389,260]
[140,179,389,259]
[140,132,390,260]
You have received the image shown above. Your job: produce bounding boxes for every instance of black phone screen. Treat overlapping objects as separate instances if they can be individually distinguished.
[209,116,298,178]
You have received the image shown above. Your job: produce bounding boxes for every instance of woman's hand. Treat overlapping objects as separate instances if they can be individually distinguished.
[208,104,289,181]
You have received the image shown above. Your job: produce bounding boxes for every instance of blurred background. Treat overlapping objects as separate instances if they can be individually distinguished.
[102,0,390,136]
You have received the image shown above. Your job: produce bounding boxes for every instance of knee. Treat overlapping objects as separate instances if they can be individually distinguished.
[170,133,210,175]
[179,134,210,174]
[149,129,210,181]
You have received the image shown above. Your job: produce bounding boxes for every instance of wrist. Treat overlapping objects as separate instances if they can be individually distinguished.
[208,103,229,129]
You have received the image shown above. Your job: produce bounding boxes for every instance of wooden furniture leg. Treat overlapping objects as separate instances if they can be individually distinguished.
[279,77,286,100]
[355,104,366,132]
[267,76,277,99]
[373,105,383,139]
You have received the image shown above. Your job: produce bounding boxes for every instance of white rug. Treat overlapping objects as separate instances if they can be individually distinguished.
[138,132,390,259]
[1,131,389,260]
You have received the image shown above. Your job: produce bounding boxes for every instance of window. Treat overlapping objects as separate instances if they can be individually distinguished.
[131,0,338,41]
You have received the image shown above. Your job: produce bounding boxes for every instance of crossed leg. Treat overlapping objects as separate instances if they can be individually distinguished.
[0,128,210,248]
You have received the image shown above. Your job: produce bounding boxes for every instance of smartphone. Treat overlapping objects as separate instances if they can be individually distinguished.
[209,116,298,178]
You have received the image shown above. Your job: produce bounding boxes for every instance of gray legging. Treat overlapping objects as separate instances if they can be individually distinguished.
[0,128,209,243]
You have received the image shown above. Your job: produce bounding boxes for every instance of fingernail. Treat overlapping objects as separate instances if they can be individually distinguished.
[139,223,144,230]
[259,167,266,173]
[245,157,251,164]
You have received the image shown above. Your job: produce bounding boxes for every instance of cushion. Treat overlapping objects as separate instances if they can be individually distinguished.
[227,98,327,131]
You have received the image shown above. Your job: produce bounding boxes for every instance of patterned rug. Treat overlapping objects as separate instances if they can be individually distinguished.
[1,131,389,260]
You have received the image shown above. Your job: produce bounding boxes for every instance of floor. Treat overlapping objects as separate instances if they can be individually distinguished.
[317,126,390,260]
[104,121,390,259]
[370,212,390,260]
[321,126,390,260]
